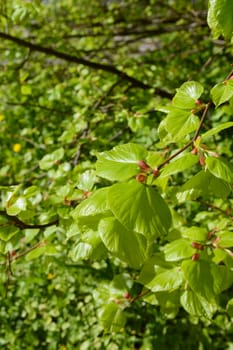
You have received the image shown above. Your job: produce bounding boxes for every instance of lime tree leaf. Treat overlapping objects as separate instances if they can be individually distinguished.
[226,298,233,317]
[160,154,198,178]
[6,196,27,216]
[76,170,96,191]
[39,148,64,170]
[164,109,199,141]
[219,231,233,247]
[211,80,233,107]
[206,157,233,183]
[156,290,180,317]
[217,265,233,292]
[0,226,19,242]
[138,254,174,285]
[108,181,171,239]
[71,187,109,220]
[176,170,231,202]
[182,227,207,242]
[208,0,233,39]
[70,235,106,261]
[96,143,148,181]
[172,81,204,109]
[25,245,47,260]
[202,122,233,139]
[99,302,126,332]
[146,267,183,292]
[164,239,194,261]
[181,260,221,302]
[99,217,147,269]
[180,290,216,317]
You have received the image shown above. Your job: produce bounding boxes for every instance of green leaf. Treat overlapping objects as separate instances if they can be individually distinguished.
[99,302,126,332]
[108,181,171,239]
[182,227,207,242]
[146,267,183,292]
[208,0,233,39]
[176,170,231,202]
[138,254,174,285]
[172,81,204,109]
[218,231,233,247]
[206,157,233,183]
[226,298,233,317]
[181,260,220,302]
[164,239,194,261]
[25,245,46,260]
[71,187,109,220]
[211,80,233,107]
[164,109,199,141]
[160,154,198,178]
[96,143,148,181]
[6,196,27,215]
[99,217,148,269]
[0,226,19,242]
[201,122,233,139]
[76,170,96,191]
[180,290,216,317]
[39,148,64,170]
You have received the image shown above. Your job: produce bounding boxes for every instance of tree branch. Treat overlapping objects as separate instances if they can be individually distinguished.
[0,210,58,229]
[0,31,172,98]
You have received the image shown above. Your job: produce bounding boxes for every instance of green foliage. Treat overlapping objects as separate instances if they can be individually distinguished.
[0,0,232,348]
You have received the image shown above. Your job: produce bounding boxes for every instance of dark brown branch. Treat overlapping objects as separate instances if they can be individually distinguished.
[0,31,172,98]
[193,102,212,141]
[0,210,58,229]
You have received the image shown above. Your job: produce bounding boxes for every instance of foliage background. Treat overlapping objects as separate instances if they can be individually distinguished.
[0,0,232,349]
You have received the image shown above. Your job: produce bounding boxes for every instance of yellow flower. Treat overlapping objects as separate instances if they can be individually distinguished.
[13,143,22,152]
[48,273,55,280]
[0,115,4,121]
[60,346,67,350]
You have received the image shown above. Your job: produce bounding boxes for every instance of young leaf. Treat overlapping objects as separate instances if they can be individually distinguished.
[172,81,204,109]
[181,260,220,302]
[208,0,233,39]
[164,239,194,261]
[206,157,233,183]
[71,187,109,220]
[164,108,199,141]
[180,290,216,317]
[146,267,183,292]
[160,154,198,178]
[211,80,233,107]
[99,302,126,332]
[99,217,148,269]
[201,122,233,139]
[96,143,148,181]
[39,148,64,170]
[108,181,171,239]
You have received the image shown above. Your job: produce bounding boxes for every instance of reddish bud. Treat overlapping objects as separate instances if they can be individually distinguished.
[195,99,202,105]
[226,207,231,215]
[137,160,150,172]
[124,292,132,300]
[211,152,219,158]
[191,242,204,250]
[153,168,160,178]
[199,154,205,167]
[136,173,147,183]
[192,253,200,261]
[10,250,17,257]
[191,147,198,155]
